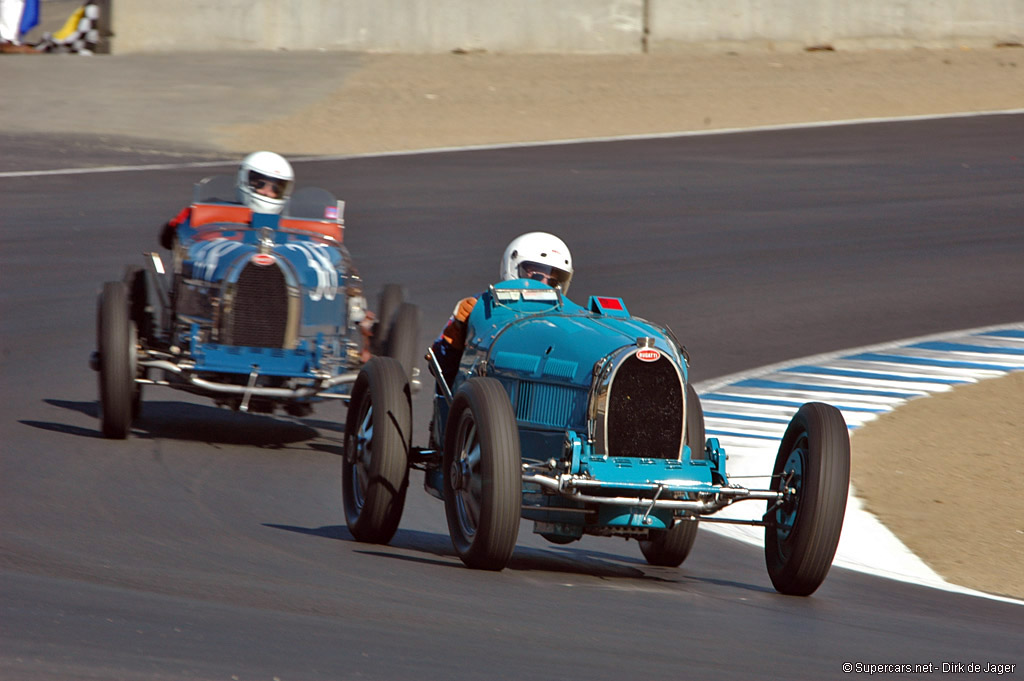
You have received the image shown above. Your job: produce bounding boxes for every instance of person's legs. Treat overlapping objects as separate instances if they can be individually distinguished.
[0,0,26,43]
[0,0,37,52]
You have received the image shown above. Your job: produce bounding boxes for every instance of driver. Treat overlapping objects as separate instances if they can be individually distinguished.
[234,150,295,214]
[159,150,296,249]
[431,232,573,385]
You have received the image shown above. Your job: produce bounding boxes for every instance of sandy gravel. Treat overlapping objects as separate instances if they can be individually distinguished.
[852,372,1024,600]
[222,49,1024,155]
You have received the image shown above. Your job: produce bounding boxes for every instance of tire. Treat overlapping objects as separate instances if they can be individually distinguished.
[765,402,851,596]
[639,519,699,567]
[685,382,706,461]
[540,533,578,545]
[372,284,405,355]
[444,377,521,570]
[97,281,137,439]
[638,382,703,566]
[123,265,156,344]
[123,266,154,417]
[384,302,421,381]
[343,357,412,544]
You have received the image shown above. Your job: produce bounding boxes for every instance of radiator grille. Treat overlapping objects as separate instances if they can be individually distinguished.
[225,262,289,347]
[606,355,682,459]
[516,382,587,429]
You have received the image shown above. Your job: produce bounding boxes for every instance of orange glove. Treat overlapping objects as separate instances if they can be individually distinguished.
[440,296,478,349]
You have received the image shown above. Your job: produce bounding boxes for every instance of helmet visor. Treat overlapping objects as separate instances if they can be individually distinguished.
[247,170,291,200]
[518,261,571,288]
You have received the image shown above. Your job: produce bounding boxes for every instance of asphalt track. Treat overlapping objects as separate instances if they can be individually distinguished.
[2,114,1023,680]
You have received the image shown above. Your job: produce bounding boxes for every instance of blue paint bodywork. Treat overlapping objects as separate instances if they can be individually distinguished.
[110,179,374,415]
[428,279,730,539]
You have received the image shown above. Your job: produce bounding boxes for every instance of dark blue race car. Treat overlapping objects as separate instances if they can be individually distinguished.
[90,176,420,438]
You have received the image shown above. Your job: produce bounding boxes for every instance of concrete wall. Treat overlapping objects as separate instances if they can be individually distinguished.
[108,0,1024,54]
[109,0,644,54]
[648,0,1024,52]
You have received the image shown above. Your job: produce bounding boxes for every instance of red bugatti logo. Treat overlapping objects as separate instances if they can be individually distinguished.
[252,254,276,266]
[636,348,661,362]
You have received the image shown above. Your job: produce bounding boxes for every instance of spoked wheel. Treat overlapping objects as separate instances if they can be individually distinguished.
[765,402,850,596]
[384,301,421,383]
[97,281,137,439]
[444,378,521,570]
[638,383,703,566]
[372,284,405,355]
[343,357,412,544]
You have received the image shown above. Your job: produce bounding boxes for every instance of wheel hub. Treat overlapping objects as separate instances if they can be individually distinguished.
[450,457,471,491]
[776,447,804,540]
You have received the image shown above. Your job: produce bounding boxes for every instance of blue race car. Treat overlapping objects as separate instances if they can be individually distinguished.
[342,278,851,596]
[90,176,420,438]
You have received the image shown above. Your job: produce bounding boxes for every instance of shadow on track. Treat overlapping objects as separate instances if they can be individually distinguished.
[30,398,321,445]
[299,416,346,436]
[263,522,771,589]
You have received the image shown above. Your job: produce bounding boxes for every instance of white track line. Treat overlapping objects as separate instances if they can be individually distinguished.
[2,108,1022,179]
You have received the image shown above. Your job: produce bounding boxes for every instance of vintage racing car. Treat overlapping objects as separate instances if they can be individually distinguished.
[90,176,420,438]
[341,278,851,596]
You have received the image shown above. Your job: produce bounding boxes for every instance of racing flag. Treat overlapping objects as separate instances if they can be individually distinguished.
[33,1,100,54]
[19,0,39,35]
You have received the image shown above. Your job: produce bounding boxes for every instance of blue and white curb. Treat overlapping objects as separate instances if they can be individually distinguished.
[693,322,1024,603]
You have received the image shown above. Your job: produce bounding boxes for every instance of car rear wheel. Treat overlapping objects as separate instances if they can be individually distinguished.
[385,301,421,383]
[540,533,578,545]
[685,382,706,461]
[372,284,405,355]
[765,402,850,596]
[639,518,700,567]
[97,281,137,439]
[343,357,412,544]
[444,377,521,570]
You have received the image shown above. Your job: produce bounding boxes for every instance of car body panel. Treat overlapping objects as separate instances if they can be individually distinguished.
[93,178,382,420]
[428,278,722,538]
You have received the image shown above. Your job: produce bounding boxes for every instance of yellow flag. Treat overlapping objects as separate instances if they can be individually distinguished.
[54,6,85,41]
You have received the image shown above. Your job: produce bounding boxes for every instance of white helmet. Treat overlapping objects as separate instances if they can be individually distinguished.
[236,151,294,214]
[500,232,573,293]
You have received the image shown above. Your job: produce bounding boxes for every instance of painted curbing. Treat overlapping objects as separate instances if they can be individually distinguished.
[693,322,1024,604]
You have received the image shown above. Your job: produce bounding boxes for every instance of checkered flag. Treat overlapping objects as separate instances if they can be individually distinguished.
[33,1,100,54]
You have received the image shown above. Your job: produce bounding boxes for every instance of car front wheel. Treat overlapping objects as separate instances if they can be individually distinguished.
[765,402,850,596]
[342,357,412,544]
[97,281,137,439]
[443,377,521,570]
